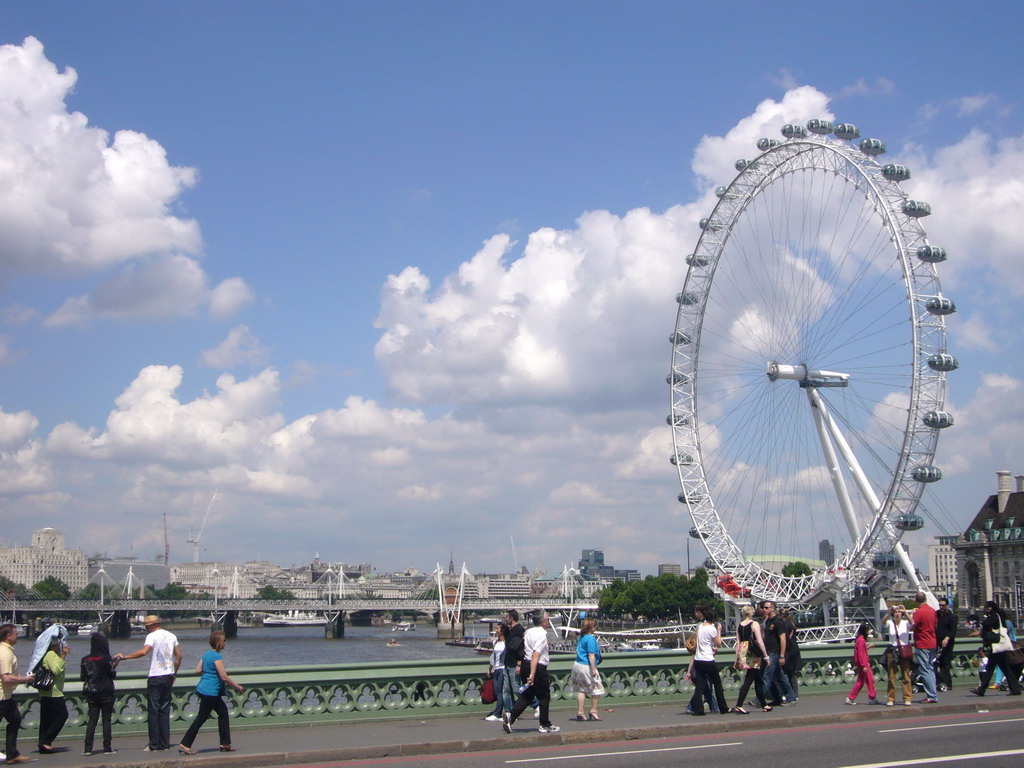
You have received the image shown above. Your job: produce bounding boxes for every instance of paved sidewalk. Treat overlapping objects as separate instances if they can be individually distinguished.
[8,689,1023,768]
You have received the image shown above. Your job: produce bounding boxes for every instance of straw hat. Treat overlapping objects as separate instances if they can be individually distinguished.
[143,614,161,626]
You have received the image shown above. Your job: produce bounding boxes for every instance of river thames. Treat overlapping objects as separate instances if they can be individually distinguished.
[57,623,491,668]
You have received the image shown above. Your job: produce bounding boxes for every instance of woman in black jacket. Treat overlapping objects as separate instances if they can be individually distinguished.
[971,601,1022,696]
[80,633,119,755]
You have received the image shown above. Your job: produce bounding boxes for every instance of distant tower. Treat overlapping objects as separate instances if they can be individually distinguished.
[818,539,835,565]
[448,551,456,576]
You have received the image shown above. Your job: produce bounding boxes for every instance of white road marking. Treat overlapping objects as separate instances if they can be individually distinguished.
[505,741,743,763]
[836,748,1024,768]
[878,717,1024,733]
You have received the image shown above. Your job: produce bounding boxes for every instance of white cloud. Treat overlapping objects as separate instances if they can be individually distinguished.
[209,278,255,319]
[0,407,38,448]
[200,326,270,369]
[0,37,200,274]
[956,93,996,116]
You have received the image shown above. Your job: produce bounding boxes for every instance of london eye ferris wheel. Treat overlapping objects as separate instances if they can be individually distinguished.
[668,119,957,608]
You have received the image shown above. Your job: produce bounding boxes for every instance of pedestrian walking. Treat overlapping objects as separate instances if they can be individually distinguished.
[935,598,957,691]
[911,592,938,703]
[35,634,71,753]
[884,604,913,706]
[80,632,118,756]
[970,601,1022,696]
[502,611,559,733]
[731,605,771,713]
[114,614,182,751]
[483,623,509,721]
[177,631,245,754]
[685,603,728,716]
[762,601,796,706]
[845,623,881,705]
[569,618,604,721]
[780,607,801,702]
[0,624,35,764]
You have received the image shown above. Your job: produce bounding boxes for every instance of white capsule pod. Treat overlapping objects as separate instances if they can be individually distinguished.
[669,331,692,346]
[806,118,833,135]
[882,164,911,182]
[781,123,808,139]
[667,371,689,386]
[859,138,887,156]
[902,200,932,218]
[686,253,711,267]
[927,353,959,372]
[916,245,947,263]
[923,410,955,429]
[925,296,957,315]
[666,414,690,427]
[756,137,782,152]
[676,291,700,305]
[699,217,723,231]
[895,513,925,531]
[912,465,943,483]
[702,557,717,570]
[688,526,701,539]
[735,159,750,171]
[678,492,705,504]
[672,454,696,467]
[833,123,861,140]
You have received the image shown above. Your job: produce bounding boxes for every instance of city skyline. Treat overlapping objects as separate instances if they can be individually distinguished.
[1,4,1023,576]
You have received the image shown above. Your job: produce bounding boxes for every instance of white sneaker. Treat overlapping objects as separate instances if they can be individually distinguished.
[844,697,856,705]
[903,701,912,706]
[886,701,894,707]
[501,713,512,734]
[485,715,500,721]
[534,708,540,718]
[538,725,560,733]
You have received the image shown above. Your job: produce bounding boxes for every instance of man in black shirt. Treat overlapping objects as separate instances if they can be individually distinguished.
[935,598,958,691]
[762,601,796,706]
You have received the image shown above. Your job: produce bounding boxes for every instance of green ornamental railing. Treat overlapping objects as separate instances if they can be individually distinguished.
[12,645,984,736]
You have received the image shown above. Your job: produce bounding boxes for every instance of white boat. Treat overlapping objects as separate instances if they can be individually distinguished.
[263,611,327,627]
[77,624,97,636]
[392,621,415,632]
[615,639,663,651]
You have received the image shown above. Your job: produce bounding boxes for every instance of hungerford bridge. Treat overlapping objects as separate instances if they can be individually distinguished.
[2,563,598,639]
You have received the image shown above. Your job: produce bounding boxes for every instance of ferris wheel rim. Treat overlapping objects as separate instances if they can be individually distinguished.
[669,127,951,605]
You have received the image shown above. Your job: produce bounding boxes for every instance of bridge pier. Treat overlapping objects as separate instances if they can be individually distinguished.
[324,612,345,639]
[103,611,132,638]
[212,611,238,638]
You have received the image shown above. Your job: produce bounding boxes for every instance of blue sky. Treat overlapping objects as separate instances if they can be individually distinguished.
[1,2,1022,577]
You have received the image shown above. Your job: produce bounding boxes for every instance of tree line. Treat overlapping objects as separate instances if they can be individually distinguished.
[597,569,723,620]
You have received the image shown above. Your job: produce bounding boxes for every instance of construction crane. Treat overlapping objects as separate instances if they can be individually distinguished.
[186,490,218,563]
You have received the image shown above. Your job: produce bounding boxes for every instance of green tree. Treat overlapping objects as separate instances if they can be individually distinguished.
[0,575,26,596]
[597,571,721,620]
[257,585,295,600]
[154,582,191,600]
[782,561,813,578]
[32,575,71,599]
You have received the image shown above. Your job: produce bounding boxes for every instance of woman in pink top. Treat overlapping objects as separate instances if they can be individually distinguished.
[845,623,881,705]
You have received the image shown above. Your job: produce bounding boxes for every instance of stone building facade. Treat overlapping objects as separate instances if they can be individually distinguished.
[0,527,88,591]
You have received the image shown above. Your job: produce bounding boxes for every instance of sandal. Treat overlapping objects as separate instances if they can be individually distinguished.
[177,747,196,756]
[588,713,601,721]
[574,714,587,721]
[762,705,773,712]
[219,746,237,752]
[730,706,749,715]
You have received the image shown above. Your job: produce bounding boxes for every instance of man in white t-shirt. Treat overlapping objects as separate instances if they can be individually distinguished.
[116,615,182,751]
[502,610,559,734]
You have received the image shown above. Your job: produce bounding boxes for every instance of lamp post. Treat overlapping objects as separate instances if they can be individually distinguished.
[210,568,221,614]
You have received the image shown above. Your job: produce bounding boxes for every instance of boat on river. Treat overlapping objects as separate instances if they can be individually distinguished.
[392,621,415,632]
[263,611,327,627]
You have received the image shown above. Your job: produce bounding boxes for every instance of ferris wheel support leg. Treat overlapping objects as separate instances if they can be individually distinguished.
[806,388,862,542]
[894,542,922,592]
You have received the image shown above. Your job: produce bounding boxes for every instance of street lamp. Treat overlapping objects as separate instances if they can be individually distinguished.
[210,568,221,613]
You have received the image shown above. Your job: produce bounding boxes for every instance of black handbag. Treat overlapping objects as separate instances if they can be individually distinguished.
[30,660,54,691]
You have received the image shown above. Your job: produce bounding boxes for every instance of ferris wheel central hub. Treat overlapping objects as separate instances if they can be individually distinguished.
[766,362,850,388]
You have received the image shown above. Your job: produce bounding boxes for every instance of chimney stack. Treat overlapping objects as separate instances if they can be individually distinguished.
[1016,474,1024,493]
[997,470,1012,514]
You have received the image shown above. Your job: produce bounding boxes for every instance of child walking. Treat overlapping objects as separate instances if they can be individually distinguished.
[846,623,881,705]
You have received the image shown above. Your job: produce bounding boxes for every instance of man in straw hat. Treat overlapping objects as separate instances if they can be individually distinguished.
[115,615,181,751]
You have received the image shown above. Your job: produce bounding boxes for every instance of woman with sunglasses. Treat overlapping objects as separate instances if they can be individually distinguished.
[885,604,914,706]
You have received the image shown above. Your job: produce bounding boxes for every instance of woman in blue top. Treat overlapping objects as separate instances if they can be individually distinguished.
[177,631,245,755]
[569,618,604,720]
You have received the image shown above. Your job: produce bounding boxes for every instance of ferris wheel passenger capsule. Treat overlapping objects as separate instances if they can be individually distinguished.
[735,159,750,171]
[923,410,955,429]
[925,296,957,315]
[666,414,690,427]
[702,557,717,570]
[699,217,723,231]
[672,453,695,466]
[912,465,943,483]
[895,513,925,531]
[872,552,898,569]
[833,123,861,140]
[781,123,808,139]
[756,137,782,151]
[882,164,912,182]
[689,526,701,539]
[679,492,705,504]
[715,186,730,198]
[669,331,693,345]
[902,200,932,217]
[686,253,711,267]
[916,245,947,263]
[667,372,689,386]
[927,353,959,372]
[676,291,700,305]
[859,138,887,156]
[806,118,833,135]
